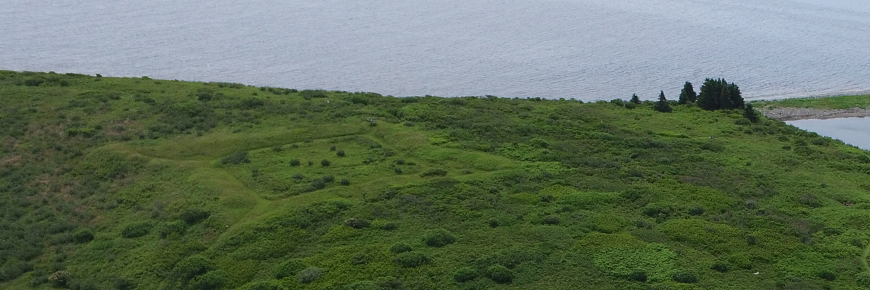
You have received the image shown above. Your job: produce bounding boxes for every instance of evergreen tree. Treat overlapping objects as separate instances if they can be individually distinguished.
[630,94,641,104]
[654,91,672,113]
[697,78,745,111]
[743,103,759,123]
[678,82,696,104]
[728,83,744,109]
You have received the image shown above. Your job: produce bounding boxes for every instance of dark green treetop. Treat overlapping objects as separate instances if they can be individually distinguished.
[697,78,745,110]
[654,91,672,113]
[678,81,697,104]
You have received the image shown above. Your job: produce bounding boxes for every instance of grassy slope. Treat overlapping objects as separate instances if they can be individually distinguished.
[2,71,870,290]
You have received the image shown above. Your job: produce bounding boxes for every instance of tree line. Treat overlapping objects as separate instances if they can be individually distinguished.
[630,78,759,122]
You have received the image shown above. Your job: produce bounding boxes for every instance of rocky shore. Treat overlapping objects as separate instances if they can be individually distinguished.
[760,107,870,121]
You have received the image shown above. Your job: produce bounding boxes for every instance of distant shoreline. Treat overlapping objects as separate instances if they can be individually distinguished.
[761,107,870,121]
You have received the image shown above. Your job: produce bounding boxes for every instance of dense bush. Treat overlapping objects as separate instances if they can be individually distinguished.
[274,260,306,279]
[628,271,647,282]
[121,222,152,238]
[297,267,325,283]
[321,159,331,167]
[221,151,250,165]
[159,221,187,238]
[671,272,698,283]
[0,259,33,282]
[389,242,413,253]
[173,255,213,281]
[48,270,71,287]
[816,270,836,281]
[393,252,430,268]
[181,209,210,224]
[191,270,227,290]
[454,267,478,282]
[343,218,371,229]
[543,215,560,225]
[419,169,447,177]
[290,159,301,166]
[337,150,346,157]
[72,228,95,243]
[711,262,729,272]
[422,229,457,247]
[485,265,514,284]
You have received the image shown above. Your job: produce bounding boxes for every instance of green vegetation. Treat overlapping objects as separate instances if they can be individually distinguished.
[2,70,870,289]
[754,94,870,110]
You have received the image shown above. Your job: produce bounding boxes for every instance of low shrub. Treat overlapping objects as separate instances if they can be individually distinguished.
[159,221,187,238]
[389,242,413,253]
[454,267,478,282]
[340,179,350,186]
[310,180,326,190]
[173,255,213,281]
[393,252,430,268]
[290,159,301,166]
[486,265,514,284]
[337,150,346,157]
[351,254,368,265]
[121,222,152,238]
[72,228,95,243]
[711,262,729,272]
[274,260,306,279]
[48,271,71,287]
[181,209,210,224]
[422,229,457,247]
[543,215,560,225]
[344,218,371,229]
[322,175,335,183]
[321,159,331,167]
[628,271,647,282]
[671,272,698,283]
[816,270,836,281]
[191,270,227,290]
[420,169,447,177]
[296,267,325,284]
[221,151,250,165]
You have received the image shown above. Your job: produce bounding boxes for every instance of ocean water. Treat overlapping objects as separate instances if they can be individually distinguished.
[2,0,870,101]
[787,117,870,151]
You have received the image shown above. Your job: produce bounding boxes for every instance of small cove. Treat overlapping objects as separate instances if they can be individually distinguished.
[786,117,870,151]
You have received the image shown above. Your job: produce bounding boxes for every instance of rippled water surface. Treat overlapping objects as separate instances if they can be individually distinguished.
[787,118,870,151]
[2,0,870,100]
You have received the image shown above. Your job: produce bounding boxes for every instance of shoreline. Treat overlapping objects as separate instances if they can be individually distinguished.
[760,107,870,121]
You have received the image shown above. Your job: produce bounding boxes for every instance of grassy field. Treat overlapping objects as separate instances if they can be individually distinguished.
[2,71,870,289]
[753,94,870,110]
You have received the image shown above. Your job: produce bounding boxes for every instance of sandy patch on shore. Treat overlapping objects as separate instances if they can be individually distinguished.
[761,107,870,121]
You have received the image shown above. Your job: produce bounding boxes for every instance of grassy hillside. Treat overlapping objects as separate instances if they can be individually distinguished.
[2,71,870,290]
[754,94,870,110]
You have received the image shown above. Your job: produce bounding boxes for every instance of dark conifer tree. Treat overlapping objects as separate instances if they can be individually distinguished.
[630,93,641,104]
[728,83,744,109]
[678,81,697,104]
[743,103,759,123]
[654,91,672,113]
[698,78,744,111]
[697,78,721,110]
